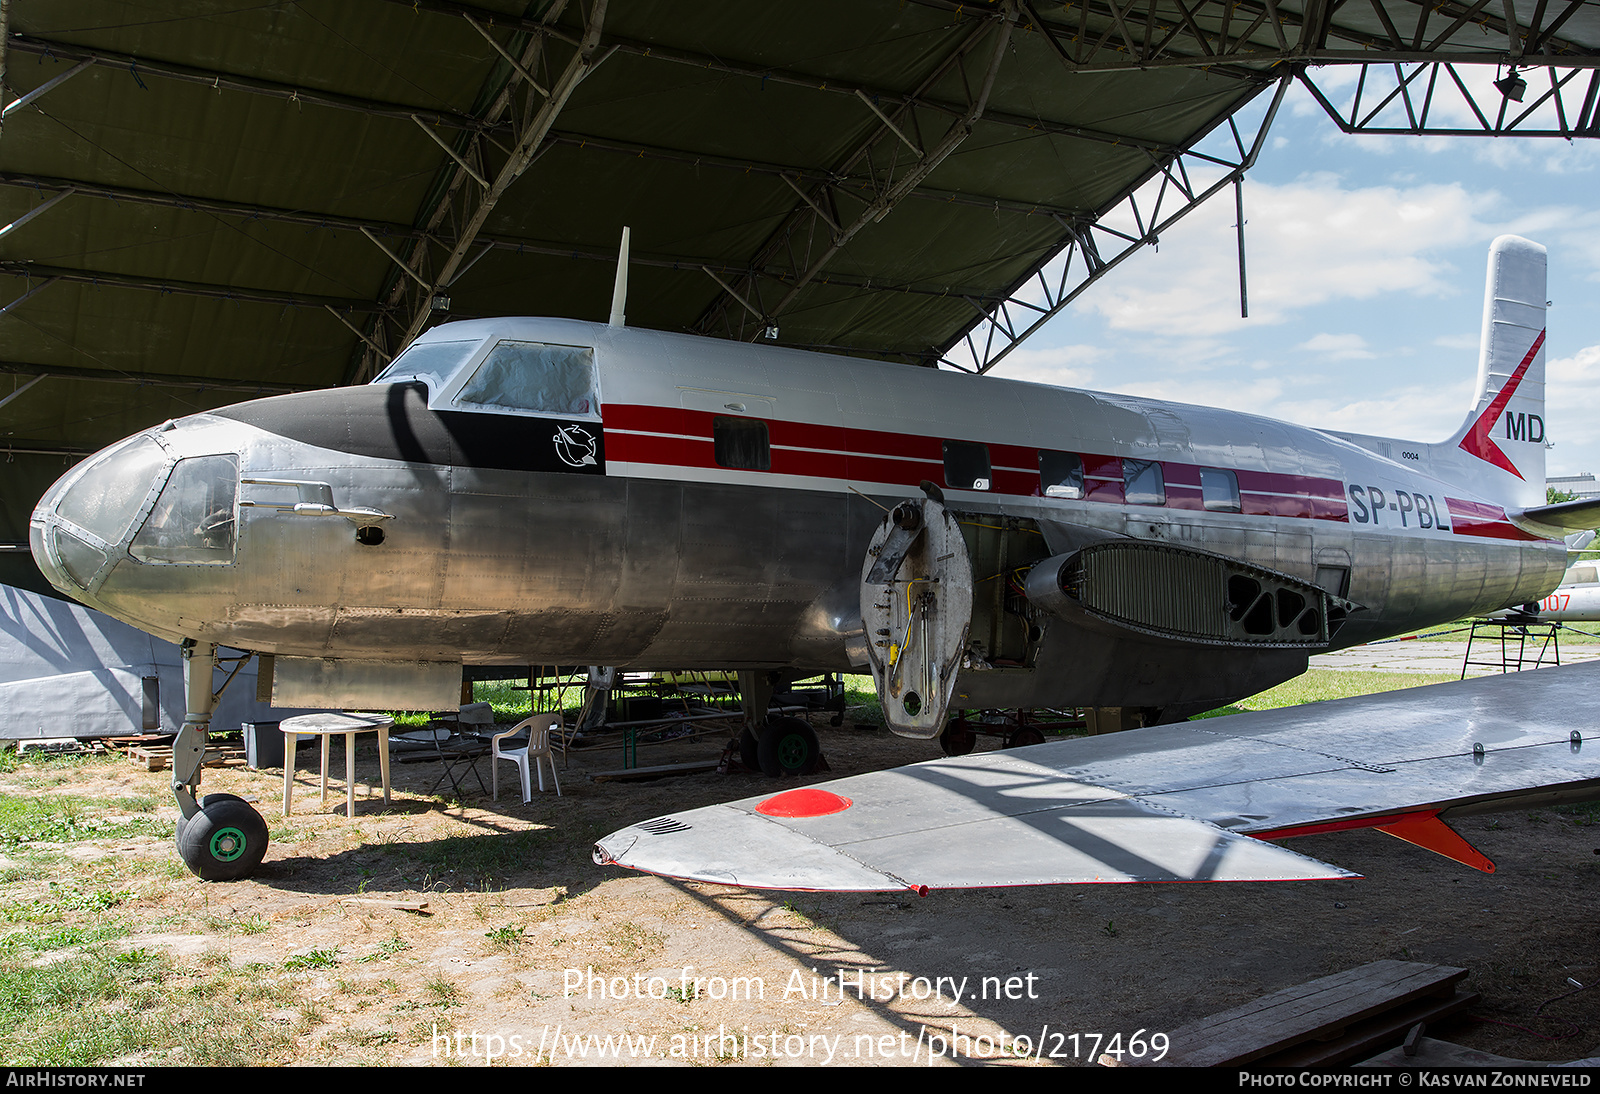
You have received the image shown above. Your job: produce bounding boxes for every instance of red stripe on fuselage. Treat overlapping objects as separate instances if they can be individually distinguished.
[1444,497,1545,541]
[605,403,1356,520]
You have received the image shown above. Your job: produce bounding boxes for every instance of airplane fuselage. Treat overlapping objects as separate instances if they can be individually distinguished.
[31,317,1565,717]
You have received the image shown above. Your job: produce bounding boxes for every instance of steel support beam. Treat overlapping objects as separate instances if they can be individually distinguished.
[766,8,1017,326]
[2,443,92,458]
[694,8,1019,340]
[0,263,383,312]
[943,75,1292,375]
[540,131,1138,217]
[0,372,44,411]
[1,275,53,315]
[0,173,1004,305]
[395,0,611,349]
[5,36,484,132]
[0,187,72,240]
[2,58,91,119]
[0,359,306,394]
[1299,63,1600,137]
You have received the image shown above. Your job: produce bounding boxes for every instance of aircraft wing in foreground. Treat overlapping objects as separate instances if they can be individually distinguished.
[594,663,1600,892]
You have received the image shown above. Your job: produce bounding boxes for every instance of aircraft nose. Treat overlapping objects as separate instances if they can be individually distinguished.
[30,433,174,595]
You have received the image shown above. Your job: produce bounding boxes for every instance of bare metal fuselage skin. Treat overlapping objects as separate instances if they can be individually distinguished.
[30,317,1565,715]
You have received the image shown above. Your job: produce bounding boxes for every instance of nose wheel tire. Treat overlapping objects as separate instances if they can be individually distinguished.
[757,717,821,778]
[176,795,269,881]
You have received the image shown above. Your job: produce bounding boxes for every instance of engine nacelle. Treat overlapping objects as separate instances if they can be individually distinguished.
[1023,540,1358,648]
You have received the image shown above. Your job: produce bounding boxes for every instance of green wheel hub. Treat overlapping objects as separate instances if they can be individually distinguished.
[777,733,810,769]
[209,826,247,862]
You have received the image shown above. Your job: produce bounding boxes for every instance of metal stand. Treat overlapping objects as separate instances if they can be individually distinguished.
[1461,618,1560,678]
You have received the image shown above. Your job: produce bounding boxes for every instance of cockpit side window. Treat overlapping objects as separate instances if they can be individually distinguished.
[130,455,238,564]
[456,341,599,418]
[372,339,480,394]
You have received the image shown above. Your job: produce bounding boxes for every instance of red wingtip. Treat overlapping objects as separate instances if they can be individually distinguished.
[1374,812,1495,874]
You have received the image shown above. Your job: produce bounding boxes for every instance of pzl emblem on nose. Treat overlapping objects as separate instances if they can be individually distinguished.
[553,424,598,467]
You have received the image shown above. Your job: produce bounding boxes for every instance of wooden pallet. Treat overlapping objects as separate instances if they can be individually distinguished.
[1127,960,1476,1068]
[127,744,245,772]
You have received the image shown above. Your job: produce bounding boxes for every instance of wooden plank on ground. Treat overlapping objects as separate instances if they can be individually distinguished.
[1142,960,1468,1067]
[1267,989,1479,1066]
[590,759,721,782]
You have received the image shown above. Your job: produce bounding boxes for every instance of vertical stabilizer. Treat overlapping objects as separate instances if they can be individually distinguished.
[1443,235,1547,508]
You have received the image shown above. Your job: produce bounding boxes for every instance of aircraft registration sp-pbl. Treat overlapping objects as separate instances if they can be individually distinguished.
[28,235,1591,882]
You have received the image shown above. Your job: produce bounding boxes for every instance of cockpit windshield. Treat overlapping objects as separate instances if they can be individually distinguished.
[371,338,482,394]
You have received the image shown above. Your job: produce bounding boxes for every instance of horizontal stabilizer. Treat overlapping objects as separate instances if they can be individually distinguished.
[1519,497,1600,532]
[595,662,1600,892]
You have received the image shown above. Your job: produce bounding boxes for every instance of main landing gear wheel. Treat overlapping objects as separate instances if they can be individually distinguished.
[1006,726,1046,749]
[176,794,269,881]
[939,717,977,757]
[738,726,761,772]
[174,791,247,844]
[757,717,821,778]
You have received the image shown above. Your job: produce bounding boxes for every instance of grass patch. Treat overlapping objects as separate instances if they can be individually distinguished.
[0,796,172,844]
[360,933,409,962]
[1197,669,1460,719]
[3,884,136,923]
[407,829,551,885]
[0,944,297,1065]
[485,924,525,948]
[1553,800,1600,826]
[284,947,341,970]
[424,974,463,1008]
[1395,618,1600,645]
[2,923,131,953]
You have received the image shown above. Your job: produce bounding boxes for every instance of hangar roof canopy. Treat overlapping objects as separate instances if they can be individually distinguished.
[1,0,1597,473]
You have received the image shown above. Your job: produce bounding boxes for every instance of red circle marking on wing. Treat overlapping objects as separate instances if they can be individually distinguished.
[754,788,853,818]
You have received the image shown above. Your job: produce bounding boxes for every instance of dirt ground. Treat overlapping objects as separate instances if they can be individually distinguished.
[4,708,1598,1068]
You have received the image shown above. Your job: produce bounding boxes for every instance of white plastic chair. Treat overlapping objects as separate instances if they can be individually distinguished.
[492,713,562,802]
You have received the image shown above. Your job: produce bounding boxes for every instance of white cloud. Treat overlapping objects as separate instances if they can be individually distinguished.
[1546,344,1600,476]
[1296,333,1374,359]
[1068,174,1497,337]
[988,342,1103,388]
[1269,382,1476,443]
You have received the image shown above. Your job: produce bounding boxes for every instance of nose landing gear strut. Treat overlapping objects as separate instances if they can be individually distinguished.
[172,640,268,881]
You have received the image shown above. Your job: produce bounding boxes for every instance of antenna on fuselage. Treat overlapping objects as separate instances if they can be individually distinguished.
[608,226,630,328]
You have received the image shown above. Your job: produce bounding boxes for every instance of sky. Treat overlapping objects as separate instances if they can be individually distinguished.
[977,71,1600,484]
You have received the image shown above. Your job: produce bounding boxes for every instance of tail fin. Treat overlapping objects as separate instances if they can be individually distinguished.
[1440,235,1547,509]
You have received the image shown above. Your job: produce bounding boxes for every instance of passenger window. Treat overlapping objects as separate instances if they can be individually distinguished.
[1200,468,1241,512]
[1039,450,1084,499]
[943,441,991,491]
[456,341,598,417]
[714,417,770,471]
[1122,459,1166,506]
